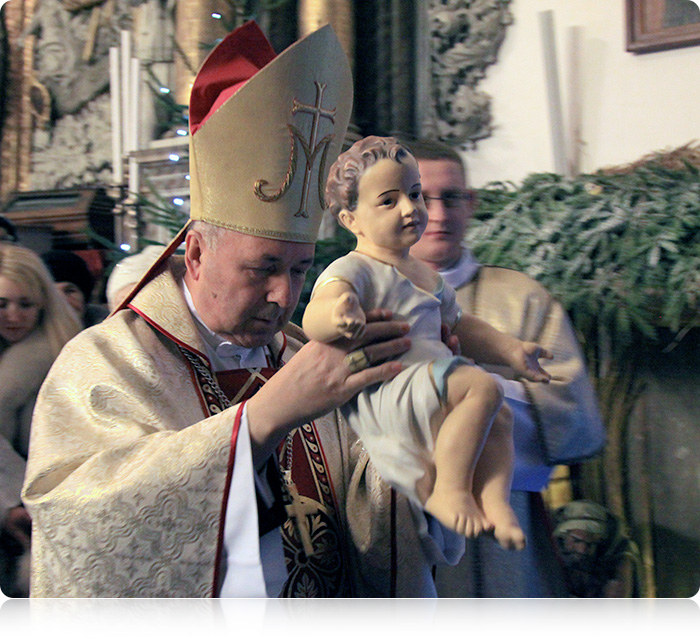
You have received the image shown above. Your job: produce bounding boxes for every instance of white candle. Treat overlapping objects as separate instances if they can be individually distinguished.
[120,30,132,153]
[539,11,568,176]
[109,47,123,184]
[130,57,141,152]
[567,25,583,177]
[127,156,140,251]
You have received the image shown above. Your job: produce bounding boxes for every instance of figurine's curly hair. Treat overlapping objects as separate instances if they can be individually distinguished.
[325,136,411,218]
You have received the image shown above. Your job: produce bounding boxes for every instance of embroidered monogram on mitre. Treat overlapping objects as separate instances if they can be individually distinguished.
[254,81,336,218]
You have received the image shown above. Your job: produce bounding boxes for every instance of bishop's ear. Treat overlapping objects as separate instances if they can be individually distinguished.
[184,229,205,280]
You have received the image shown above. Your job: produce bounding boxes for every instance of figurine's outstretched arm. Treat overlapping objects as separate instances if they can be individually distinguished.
[454,313,552,382]
[302,279,367,342]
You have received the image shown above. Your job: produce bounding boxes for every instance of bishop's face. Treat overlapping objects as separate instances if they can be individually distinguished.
[185,229,314,348]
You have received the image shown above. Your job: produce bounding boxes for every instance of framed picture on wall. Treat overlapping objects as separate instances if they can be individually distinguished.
[626,0,700,53]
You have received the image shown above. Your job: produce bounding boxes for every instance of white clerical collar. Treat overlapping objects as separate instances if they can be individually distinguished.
[181,278,267,371]
[439,247,482,289]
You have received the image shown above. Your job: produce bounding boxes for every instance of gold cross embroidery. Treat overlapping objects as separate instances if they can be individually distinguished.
[254,81,336,218]
[283,470,316,557]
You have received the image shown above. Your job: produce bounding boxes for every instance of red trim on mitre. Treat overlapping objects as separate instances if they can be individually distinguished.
[189,21,277,136]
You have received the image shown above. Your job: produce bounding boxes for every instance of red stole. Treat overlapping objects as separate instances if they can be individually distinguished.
[188,357,350,597]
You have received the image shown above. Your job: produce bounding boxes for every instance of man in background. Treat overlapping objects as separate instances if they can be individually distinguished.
[408,138,605,597]
[42,250,109,327]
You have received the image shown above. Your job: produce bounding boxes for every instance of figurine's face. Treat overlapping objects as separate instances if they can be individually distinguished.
[340,156,427,254]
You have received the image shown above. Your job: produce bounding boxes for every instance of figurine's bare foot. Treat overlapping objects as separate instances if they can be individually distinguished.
[483,502,526,551]
[425,489,494,537]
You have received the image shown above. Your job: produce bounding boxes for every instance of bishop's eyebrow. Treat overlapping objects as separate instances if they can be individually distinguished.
[246,255,314,268]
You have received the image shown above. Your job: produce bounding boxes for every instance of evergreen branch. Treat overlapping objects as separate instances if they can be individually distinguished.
[467,148,700,357]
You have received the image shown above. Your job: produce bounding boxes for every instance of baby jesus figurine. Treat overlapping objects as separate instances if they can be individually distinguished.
[303,136,554,550]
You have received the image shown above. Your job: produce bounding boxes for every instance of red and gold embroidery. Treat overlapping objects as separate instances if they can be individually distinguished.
[180,347,349,597]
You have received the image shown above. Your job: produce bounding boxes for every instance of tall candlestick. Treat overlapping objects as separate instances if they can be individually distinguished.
[120,30,132,153]
[128,156,139,200]
[539,11,568,176]
[109,47,123,184]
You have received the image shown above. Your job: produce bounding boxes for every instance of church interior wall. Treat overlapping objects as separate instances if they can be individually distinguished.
[463,0,700,187]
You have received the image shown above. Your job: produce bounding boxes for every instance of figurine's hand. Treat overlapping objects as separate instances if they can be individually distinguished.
[512,341,553,383]
[332,291,366,339]
[441,323,461,356]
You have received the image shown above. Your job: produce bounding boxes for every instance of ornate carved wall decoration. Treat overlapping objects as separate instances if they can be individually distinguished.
[16,0,141,191]
[1,0,38,203]
[1,0,180,193]
[2,0,296,199]
[423,0,513,147]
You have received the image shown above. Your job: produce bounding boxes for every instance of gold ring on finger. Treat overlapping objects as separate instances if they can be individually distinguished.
[344,348,370,373]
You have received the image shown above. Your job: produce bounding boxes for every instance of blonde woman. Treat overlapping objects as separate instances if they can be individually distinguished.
[0,243,81,596]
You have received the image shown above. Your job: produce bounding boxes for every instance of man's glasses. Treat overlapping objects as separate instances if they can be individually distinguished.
[422,190,476,210]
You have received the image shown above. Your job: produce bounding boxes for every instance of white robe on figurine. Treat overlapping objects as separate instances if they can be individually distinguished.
[313,251,467,507]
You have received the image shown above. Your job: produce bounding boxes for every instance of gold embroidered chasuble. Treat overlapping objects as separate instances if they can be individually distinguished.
[23,259,454,597]
[23,261,248,596]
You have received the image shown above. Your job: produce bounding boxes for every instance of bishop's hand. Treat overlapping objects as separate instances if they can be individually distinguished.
[246,309,410,465]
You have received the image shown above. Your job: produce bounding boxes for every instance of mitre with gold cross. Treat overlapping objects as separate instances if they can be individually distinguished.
[114,20,353,310]
[188,20,353,242]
